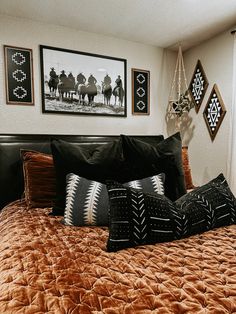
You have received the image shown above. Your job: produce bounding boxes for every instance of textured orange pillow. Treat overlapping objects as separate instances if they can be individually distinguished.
[22,151,56,208]
[182,146,195,190]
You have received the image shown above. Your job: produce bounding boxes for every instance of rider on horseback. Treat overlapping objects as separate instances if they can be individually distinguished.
[59,70,67,83]
[113,75,124,106]
[104,74,111,85]
[49,67,57,79]
[102,74,112,106]
[88,74,97,85]
[113,75,123,94]
[77,72,86,85]
[103,73,112,93]
[87,74,98,104]
[68,72,75,85]
[48,67,59,95]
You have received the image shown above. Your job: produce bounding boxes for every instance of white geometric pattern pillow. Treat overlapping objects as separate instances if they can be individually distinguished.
[63,173,165,226]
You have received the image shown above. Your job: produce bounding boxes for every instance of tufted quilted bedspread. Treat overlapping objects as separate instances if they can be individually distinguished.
[0,201,236,313]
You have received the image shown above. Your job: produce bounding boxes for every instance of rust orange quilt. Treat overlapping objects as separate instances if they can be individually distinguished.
[0,200,236,313]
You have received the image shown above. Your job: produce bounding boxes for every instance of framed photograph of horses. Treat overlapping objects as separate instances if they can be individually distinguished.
[4,45,34,105]
[40,45,127,117]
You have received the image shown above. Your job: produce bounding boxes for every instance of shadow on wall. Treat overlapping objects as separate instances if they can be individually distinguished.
[202,167,211,185]
[165,112,195,146]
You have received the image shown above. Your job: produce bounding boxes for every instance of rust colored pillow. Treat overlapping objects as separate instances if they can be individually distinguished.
[22,151,56,208]
[182,146,195,190]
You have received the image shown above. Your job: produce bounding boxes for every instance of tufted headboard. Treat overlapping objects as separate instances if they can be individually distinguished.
[0,134,164,209]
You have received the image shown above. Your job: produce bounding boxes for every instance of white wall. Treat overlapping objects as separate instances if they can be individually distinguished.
[183,30,234,186]
[0,15,175,135]
[1,15,234,189]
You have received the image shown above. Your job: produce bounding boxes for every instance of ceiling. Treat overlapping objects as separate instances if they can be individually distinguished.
[0,0,236,50]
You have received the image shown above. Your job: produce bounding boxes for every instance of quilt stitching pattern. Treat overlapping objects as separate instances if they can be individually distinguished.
[0,201,236,313]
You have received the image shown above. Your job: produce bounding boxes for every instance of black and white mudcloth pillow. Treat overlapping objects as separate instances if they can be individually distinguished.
[174,173,236,238]
[106,173,236,252]
[106,181,177,252]
[63,173,165,226]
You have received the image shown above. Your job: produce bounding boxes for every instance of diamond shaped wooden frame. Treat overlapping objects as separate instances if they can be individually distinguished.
[189,59,209,113]
[203,84,226,141]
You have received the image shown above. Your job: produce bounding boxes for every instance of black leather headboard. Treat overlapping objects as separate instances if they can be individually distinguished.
[0,134,163,209]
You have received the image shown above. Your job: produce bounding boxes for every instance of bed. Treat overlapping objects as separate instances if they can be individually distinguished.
[0,134,236,314]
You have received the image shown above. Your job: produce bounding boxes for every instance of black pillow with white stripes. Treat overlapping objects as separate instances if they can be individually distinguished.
[63,173,165,226]
[106,173,236,252]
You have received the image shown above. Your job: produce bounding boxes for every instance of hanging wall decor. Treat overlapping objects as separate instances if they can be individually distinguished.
[167,46,194,122]
[203,84,226,141]
[132,68,150,115]
[40,45,127,117]
[4,45,34,105]
[189,59,208,113]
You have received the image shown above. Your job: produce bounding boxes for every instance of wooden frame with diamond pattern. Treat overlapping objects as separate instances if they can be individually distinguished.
[4,45,34,105]
[189,59,208,113]
[203,84,226,141]
[132,68,150,115]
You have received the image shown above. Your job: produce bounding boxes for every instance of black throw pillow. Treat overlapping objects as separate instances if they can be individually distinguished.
[106,173,236,252]
[51,136,164,215]
[174,173,236,238]
[121,132,186,201]
[63,173,165,226]
[106,181,178,252]
[51,138,125,215]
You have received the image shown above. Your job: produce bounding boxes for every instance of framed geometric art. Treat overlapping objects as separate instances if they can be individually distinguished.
[132,68,150,115]
[189,59,208,113]
[4,45,34,105]
[203,84,226,141]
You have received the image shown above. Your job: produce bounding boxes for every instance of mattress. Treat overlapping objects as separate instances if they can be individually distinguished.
[0,200,236,313]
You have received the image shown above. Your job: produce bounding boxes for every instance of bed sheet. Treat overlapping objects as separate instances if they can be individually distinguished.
[0,201,236,313]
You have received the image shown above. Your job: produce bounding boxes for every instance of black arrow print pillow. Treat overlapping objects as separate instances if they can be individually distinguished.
[106,173,236,252]
[106,181,177,252]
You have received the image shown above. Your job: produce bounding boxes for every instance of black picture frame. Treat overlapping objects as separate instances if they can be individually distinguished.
[4,45,34,105]
[40,45,127,117]
[132,68,150,115]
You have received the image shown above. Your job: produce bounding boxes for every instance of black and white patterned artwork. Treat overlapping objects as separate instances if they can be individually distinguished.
[132,68,150,115]
[4,45,34,105]
[203,84,226,141]
[189,60,208,113]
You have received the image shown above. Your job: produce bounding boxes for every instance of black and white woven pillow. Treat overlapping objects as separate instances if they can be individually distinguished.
[174,173,236,238]
[106,180,176,252]
[106,173,236,252]
[63,173,165,226]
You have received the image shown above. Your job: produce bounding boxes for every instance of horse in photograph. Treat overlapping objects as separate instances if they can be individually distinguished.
[113,86,125,106]
[86,83,97,105]
[58,76,76,100]
[48,76,59,96]
[102,82,112,106]
[75,83,87,105]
